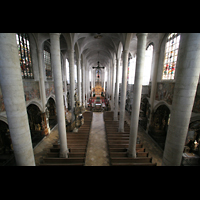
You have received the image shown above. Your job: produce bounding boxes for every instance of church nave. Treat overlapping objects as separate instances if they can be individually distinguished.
[85,112,110,166]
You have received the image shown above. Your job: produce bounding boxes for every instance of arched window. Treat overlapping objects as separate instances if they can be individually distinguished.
[74,64,77,83]
[105,67,107,82]
[89,69,91,82]
[16,33,33,79]
[143,43,153,85]
[43,42,52,79]
[66,59,70,84]
[162,33,180,80]
[128,55,136,84]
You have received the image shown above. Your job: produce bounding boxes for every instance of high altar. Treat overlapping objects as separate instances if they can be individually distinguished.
[92,84,105,97]
[90,84,106,112]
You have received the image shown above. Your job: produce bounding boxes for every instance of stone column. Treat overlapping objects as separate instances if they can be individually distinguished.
[77,58,81,104]
[85,63,89,104]
[38,48,47,112]
[38,47,50,135]
[91,69,93,95]
[114,58,120,121]
[82,63,86,107]
[147,47,160,132]
[0,33,35,166]
[162,33,200,166]
[62,56,68,109]
[50,33,68,158]
[107,66,110,98]
[118,50,129,132]
[128,33,148,158]
[111,61,116,111]
[69,49,75,121]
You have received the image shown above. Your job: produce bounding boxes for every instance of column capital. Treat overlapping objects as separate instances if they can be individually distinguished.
[122,49,129,54]
[136,33,148,38]
[49,33,61,37]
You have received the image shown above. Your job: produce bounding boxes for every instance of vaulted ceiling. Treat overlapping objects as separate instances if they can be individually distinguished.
[74,33,125,68]
[73,33,160,70]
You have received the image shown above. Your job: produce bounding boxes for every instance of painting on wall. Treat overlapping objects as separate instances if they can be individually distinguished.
[0,81,40,112]
[45,82,55,99]
[23,81,40,101]
[155,82,175,105]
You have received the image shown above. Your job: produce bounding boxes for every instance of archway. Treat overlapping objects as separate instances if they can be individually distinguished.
[0,120,13,165]
[184,120,200,155]
[139,97,151,130]
[46,97,57,129]
[148,104,170,150]
[27,104,44,148]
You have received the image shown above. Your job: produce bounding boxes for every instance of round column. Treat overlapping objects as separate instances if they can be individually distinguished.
[162,33,200,166]
[128,33,148,158]
[118,50,129,132]
[50,33,68,158]
[114,58,120,121]
[77,58,81,104]
[0,33,35,166]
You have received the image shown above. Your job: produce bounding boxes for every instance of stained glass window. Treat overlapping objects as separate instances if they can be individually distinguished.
[16,33,33,79]
[162,33,180,80]
[43,45,52,79]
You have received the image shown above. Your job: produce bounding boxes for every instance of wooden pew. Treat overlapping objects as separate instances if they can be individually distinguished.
[103,111,157,166]
[39,111,93,166]
[41,157,85,165]
[112,163,157,166]
[46,152,86,158]
[109,147,145,152]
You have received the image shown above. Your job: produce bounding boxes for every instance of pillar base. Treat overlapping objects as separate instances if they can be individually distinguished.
[59,149,69,158]
[118,128,124,132]
[127,151,136,158]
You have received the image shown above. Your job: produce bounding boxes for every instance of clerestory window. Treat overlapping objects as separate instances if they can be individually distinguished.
[162,33,180,80]
[43,44,52,79]
[16,33,34,79]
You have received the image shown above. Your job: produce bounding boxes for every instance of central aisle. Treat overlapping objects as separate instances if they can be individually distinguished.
[85,112,110,166]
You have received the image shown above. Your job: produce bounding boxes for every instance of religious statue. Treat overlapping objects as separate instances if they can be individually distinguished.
[74,93,85,128]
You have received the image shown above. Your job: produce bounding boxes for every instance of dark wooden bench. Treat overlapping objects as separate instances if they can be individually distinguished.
[46,152,86,158]
[112,163,157,166]
[111,157,152,163]
[40,157,85,166]
[38,111,93,166]
[109,147,145,152]
[110,152,149,157]
[103,111,157,166]
[103,111,114,120]
[39,163,84,166]
[50,147,87,153]
[106,128,130,132]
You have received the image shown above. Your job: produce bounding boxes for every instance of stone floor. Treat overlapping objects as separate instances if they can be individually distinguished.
[85,112,110,166]
[34,125,59,166]
[34,110,163,166]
